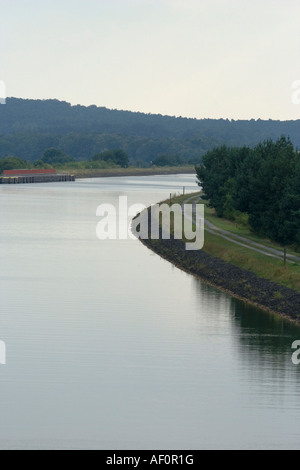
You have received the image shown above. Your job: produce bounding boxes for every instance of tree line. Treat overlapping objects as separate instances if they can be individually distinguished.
[2,98,300,163]
[2,98,300,144]
[0,148,189,174]
[0,131,206,165]
[196,137,300,256]
[0,148,130,173]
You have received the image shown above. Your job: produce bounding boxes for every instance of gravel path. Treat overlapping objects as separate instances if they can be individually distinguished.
[182,195,300,264]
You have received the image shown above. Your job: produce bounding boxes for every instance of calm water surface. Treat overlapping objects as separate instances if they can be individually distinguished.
[1,174,300,450]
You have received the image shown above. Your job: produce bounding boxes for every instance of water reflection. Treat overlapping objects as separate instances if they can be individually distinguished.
[192,277,300,415]
[2,175,300,449]
[232,300,300,408]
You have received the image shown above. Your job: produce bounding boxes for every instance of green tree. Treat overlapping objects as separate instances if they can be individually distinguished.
[196,145,249,217]
[42,148,73,165]
[235,137,295,240]
[0,156,30,174]
[92,149,129,168]
[198,137,299,264]
[152,154,183,167]
[276,153,300,263]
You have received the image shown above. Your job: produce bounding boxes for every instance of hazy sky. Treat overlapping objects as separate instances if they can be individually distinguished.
[2,0,300,120]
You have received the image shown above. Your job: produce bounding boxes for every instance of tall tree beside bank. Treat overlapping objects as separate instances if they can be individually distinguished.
[0,156,30,174]
[276,154,300,262]
[92,149,129,168]
[196,145,249,217]
[247,137,296,264]
[196,137,300,259]
[234,137,296,237]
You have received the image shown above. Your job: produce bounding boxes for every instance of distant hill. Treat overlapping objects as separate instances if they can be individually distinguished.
[1,97,300,163]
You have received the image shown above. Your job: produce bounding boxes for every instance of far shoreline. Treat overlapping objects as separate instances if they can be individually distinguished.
[62,166,196,179]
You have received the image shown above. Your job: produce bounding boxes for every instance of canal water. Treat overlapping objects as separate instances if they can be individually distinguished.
[1,174,300,450]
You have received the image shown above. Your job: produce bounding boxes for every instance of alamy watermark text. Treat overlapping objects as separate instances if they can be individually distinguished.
[96,196,204,251]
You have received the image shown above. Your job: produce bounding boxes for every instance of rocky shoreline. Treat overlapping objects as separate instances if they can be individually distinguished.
[134,216,300,324]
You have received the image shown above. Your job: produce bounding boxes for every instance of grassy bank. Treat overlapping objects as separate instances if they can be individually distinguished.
[61,165,195,179]
[204,231,300,292]
[169,192,300,292]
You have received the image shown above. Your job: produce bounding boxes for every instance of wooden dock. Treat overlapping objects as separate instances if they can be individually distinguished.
[0,170,75,184]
